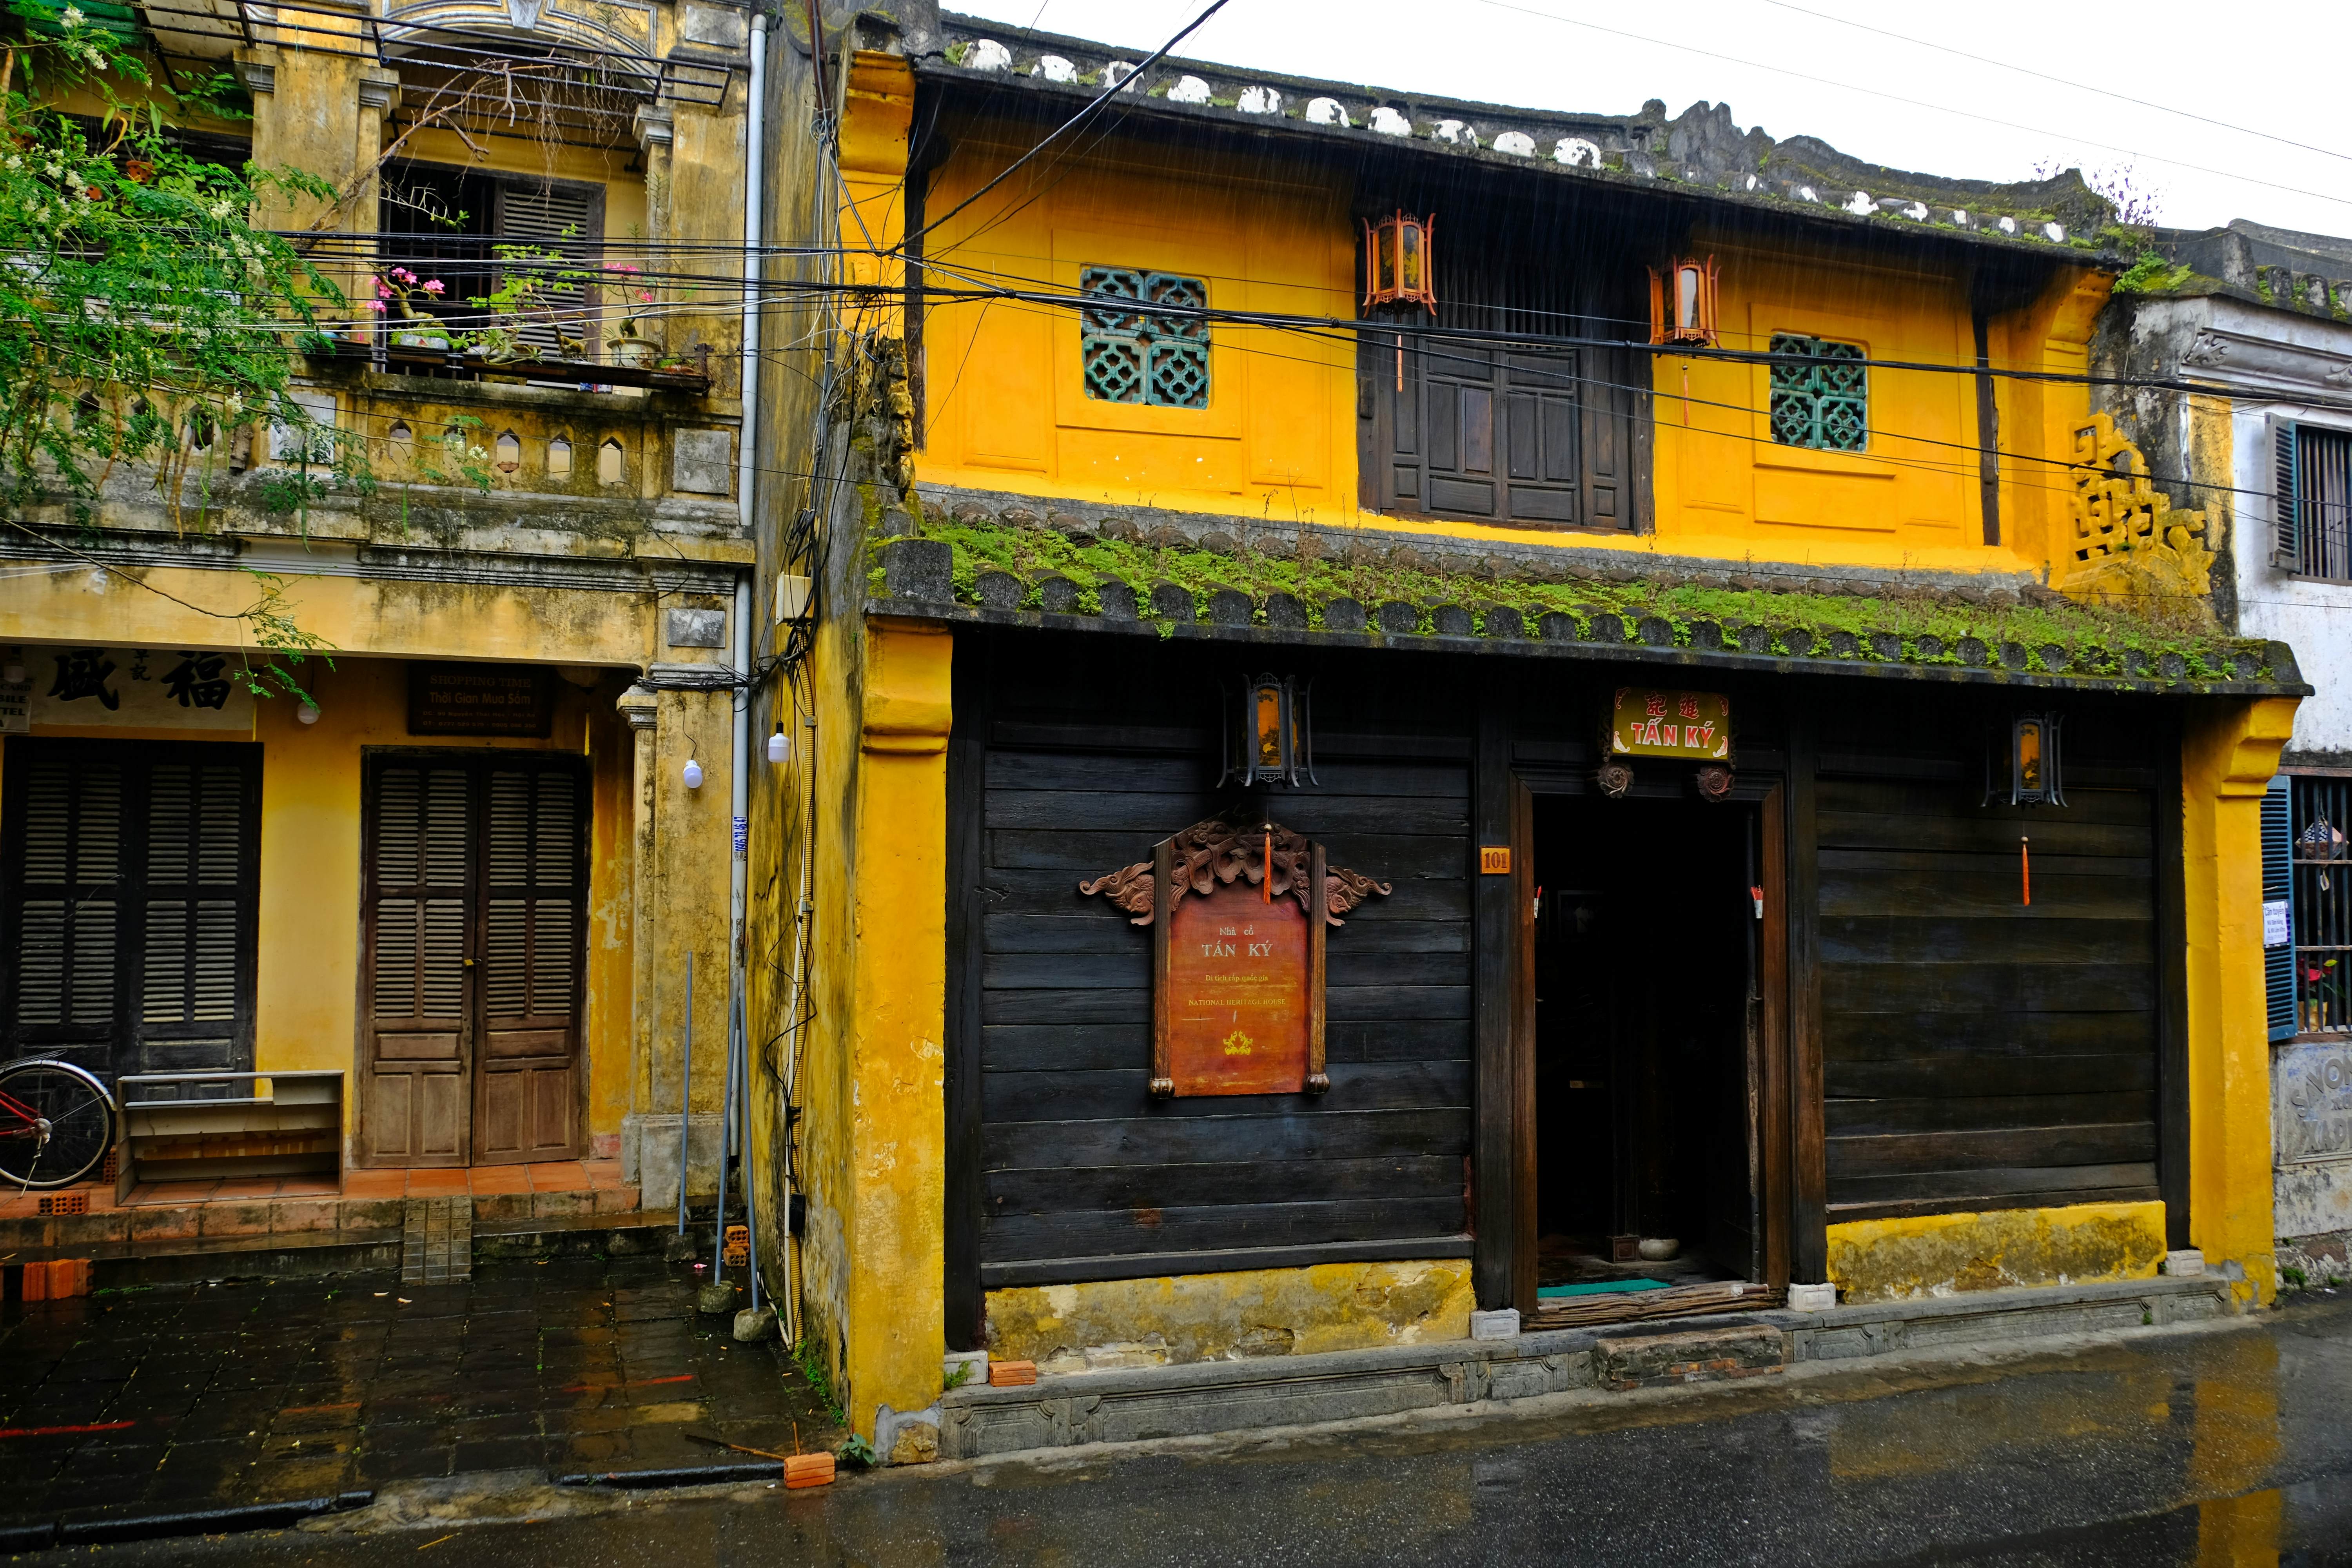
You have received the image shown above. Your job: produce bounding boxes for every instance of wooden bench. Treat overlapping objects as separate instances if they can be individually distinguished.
[114,1071,345,1199]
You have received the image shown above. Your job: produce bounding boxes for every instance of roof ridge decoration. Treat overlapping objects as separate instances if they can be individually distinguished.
[2059,413,2218,626]
[931,13,2118,251]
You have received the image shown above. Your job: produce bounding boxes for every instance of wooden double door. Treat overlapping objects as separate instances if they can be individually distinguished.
[359,751,588,1167]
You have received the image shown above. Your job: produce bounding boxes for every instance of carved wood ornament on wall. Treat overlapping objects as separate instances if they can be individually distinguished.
[1080,813,1392,1098]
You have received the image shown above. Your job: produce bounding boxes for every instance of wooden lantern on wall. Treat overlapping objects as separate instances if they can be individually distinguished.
[1985,711,2066,808]
[1648,255,1719,346]
[1362,211,1438,316]
[1219,673,1316,789]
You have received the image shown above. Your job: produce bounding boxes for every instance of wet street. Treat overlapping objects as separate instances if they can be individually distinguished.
[9,1292,2348,1566]
[0,1256,840,1540]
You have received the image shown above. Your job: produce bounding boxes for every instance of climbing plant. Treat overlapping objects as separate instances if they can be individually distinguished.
[0,0,358,694]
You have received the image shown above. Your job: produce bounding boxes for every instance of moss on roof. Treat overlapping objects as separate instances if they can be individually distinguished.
[893,515,2279,685]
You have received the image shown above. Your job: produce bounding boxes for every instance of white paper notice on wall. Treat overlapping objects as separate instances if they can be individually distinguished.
[2266,898,2292,949]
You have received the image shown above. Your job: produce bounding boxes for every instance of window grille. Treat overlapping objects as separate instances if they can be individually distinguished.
[2292,775,2352,1034]
[1081,266,1209,409]
[1768,332,1868,452]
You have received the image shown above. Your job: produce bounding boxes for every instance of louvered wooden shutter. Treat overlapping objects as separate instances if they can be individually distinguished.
[495,180,603,358]
[137,759,254,1076]
[361,764,472,1165]
[2274,416,2301,568]
[3,739,258,1084]
[475,766,584,1161]
[9,751,122,1060]
[2265,774,2298,1041]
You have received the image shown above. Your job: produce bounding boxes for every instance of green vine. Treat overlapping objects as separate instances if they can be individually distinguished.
[891,515,2272,682]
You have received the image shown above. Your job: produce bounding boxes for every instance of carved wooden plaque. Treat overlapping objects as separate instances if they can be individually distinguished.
[1081,813,1389,1099]
[1162,862,1318,1097]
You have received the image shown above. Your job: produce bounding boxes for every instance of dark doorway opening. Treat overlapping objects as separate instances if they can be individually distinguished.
[1530,792,1759,1291]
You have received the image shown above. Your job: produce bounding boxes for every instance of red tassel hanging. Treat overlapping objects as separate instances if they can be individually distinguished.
[1263,830,1273,904]
[2021,836,2031,907]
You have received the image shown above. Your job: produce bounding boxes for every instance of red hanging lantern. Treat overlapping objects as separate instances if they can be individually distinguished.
[1362,211,1438,316]
[1647,255,1720,346]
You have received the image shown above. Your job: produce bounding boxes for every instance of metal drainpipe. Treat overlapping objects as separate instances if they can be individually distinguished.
[729,7,765,1308]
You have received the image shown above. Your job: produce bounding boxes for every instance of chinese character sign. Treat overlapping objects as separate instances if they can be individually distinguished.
[1609,687,1731,760]
[26,647,252,731]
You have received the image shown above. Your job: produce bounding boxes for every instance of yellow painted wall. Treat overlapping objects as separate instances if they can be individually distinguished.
[987,1259,1475,1373]
[909,126,1358,524]
[1825,1201,2168,1304]
[2183,698,2299,1307]
[1650,232,2101,576]
[5,658,639,1148]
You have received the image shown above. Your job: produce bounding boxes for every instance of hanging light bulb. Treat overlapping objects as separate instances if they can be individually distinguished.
[296,702,320,725]
[2,657,24,685]
[683,756,705,789]
[767,722,789,764]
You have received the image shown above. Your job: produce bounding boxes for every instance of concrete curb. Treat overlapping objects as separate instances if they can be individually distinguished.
[938,1275,2233,1461]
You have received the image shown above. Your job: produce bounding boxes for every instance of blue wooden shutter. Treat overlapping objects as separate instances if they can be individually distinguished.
[2273,416,2302,569]
[2264,773,2297,1040]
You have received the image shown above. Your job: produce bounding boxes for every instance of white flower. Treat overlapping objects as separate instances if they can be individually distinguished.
[60,7,84,28]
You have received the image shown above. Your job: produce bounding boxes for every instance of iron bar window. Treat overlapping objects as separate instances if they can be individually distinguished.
[2294,775,2352,1033]
[2293,426,2352,581]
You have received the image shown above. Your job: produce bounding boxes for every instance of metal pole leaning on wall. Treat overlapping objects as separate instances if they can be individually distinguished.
[739,988,760,1316]
[675,951,693,1239]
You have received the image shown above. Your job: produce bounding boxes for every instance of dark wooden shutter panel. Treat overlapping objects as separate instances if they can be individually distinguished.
[475,767,583,1162]
[2,740,257,1083]
[2274,416,2301,567]
[2265,775,2297,1041]
[361,765,471,1165]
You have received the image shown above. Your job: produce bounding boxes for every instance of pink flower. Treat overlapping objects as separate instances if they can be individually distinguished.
[375,279,393,298]
[421,279,444,294]
[611,263,641,274]
[365,299,385,312]
[637,290,653,303]
[391,267,416,284]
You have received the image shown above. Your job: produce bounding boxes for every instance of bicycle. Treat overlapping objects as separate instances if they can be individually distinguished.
[0,1056,117,1191]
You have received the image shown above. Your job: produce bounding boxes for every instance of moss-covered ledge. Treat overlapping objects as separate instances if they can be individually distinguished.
[869,521,2307,697]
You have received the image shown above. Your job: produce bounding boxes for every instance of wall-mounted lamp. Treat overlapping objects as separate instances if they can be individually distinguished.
[1647,255,1720,347]
[1361,211,1438,316]
[1218,673,1316,789]
[1986,711,2065,808]
[683,756,705,790]
[767,722,790,764]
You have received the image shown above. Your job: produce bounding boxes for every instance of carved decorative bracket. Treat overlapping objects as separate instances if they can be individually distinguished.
[1079,811,1391,927]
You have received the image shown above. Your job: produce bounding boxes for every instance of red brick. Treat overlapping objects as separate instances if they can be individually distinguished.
[784,1453,835,1489]
[988,1360,1038,1388]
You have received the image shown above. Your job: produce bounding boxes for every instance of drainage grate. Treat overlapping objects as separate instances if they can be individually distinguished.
[400,1196,473,1284]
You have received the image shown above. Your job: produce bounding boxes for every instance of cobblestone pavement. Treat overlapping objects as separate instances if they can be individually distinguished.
[0,1256,840,1535]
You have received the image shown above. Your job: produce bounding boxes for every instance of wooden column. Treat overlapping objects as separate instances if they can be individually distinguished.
[1472,693,1517,1308]
[941,636,987,1350]
[1785,710,1827,1283]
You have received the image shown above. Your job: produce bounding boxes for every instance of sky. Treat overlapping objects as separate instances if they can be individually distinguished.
[950,0,2352,239]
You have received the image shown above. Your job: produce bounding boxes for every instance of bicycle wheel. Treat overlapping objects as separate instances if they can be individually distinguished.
[0,1059,115,1190]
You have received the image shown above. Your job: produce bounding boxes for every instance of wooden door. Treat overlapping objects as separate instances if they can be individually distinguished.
[359,753,586,1167]
[472,765,586,1163]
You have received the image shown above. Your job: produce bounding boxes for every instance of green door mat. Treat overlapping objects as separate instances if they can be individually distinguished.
[1536,1279,1672,1299]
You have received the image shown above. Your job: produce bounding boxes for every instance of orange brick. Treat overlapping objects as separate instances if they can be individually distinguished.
[783,1453,835,1489]
[987,1360,1038,1388]
[20,1262,48,1302]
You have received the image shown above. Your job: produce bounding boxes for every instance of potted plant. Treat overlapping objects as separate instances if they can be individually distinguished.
[606,269,662,368]
[374,267,449,349]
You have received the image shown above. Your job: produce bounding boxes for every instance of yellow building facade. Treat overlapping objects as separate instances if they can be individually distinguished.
[1,1,760,1201]
[751,7,2306,1457]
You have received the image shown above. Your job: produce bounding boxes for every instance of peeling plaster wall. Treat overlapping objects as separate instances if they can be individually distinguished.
[985,1260,1476,1373]
[1826,1202,2168,1304]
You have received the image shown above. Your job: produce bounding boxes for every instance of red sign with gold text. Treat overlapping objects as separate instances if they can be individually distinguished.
[1164,879,1310,1096]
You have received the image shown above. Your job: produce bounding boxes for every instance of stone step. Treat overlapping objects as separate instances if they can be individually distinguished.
[936,1274,2238,1461]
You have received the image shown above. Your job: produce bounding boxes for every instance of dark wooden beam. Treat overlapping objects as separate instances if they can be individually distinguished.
[1786,713,1828,1282]
[1472,689,1517,1308]
[942,631,988,1350]
[2154,705,2191,1249]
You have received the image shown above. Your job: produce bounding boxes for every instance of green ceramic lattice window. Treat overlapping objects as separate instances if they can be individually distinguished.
[1768,332,1868,452]
[1082,266,1209,408]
